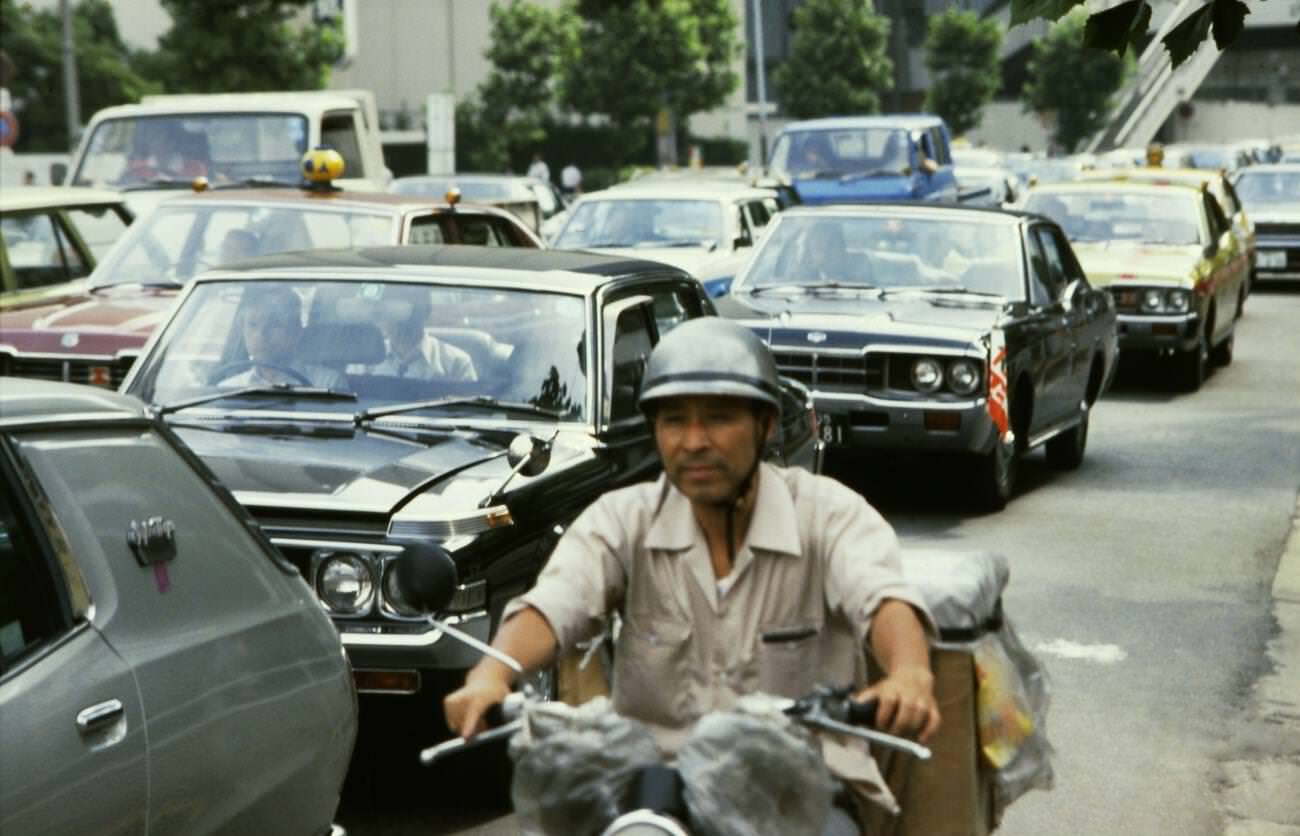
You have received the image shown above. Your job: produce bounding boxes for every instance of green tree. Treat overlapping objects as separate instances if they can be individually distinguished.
[1011,0,1294,68]
[475,0,577,165]
[1022,11,1131,153]
[772,0,893,120]
[559,0,739,133]
[923,9,1003,138]
[0,0,158,151]
[141,0,342,93]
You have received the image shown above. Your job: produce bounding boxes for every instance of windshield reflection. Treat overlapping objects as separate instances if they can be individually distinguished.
[1024,191,1203,246]
[133,280,589,422]
[739,215,1023,299]
[554,199,723,249]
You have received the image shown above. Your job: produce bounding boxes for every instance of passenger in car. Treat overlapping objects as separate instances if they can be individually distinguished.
[371,289,477,382]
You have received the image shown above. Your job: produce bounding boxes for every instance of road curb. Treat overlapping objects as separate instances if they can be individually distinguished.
[1272,494,1300,604]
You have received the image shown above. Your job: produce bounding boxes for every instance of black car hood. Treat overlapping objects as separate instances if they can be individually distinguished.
[173,422,516,515]
[717,291,1005,347]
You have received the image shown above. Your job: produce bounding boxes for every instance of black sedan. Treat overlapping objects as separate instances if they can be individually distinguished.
[716,204,1118,510]
[119,245,819,760]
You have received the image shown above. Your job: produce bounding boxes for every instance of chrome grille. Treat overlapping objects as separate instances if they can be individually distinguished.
[0,355,134,388]
[772,351,882,392]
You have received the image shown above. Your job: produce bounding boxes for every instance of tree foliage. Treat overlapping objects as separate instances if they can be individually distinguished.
[1022,11,1131,153]
[0,0,158,151]
[772,0,893,120]
[140,0,342,93]
[1011,0,1296,68]
[923,9,1003,137]
[559,0,739,128]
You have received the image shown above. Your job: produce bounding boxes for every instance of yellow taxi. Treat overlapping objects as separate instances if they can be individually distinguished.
[1022,180,1248,391]
[1080,166,1257,294]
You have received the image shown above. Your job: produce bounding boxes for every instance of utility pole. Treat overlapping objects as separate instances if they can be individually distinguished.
[750,0,770,165]
[60,0,81,150]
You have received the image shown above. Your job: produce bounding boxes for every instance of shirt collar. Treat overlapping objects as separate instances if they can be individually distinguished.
[644,463,802,557]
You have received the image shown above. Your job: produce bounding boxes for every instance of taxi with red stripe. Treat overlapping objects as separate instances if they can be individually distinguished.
[1022,180,1247,391]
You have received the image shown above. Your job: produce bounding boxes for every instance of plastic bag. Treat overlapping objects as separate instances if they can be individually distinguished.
[509,697,664,836]
[974,617,1054,816]
[677,696,835,836]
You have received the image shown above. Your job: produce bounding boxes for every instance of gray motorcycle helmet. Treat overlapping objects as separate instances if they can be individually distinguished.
[637,318,782,416]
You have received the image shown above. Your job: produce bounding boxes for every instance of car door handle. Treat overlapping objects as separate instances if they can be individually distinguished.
[76,699,124,735]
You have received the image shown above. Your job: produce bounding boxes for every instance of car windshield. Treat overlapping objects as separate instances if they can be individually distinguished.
[739,214,1024,299]
[1023,190,1202,245]
[130,279,589,421]
[89,203,396,288]
[769,128,912,179]
[392,177,516,202]
[553,199,723,249]
[1233,171,1300,205]
[72,114,310,188]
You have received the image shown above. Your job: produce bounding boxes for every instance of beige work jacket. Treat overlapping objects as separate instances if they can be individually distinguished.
[505,463,935,809]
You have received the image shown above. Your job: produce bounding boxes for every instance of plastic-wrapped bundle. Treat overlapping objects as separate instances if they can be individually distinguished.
[677,697,835,836]
[976,617,1054,815]
[509,697,664,836]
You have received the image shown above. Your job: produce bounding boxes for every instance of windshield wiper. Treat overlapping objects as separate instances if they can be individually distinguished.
[749,281,877,297]
[90,278,184,292]
[839,168,904,183]
[356,395,567,425]
[155,384,358,416]
[214,176,301,189]
[879,286,1004,298]
[121,177,200,191]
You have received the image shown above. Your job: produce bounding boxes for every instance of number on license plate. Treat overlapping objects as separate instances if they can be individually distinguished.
[1257,250,1286,269]
[820,416,844,445]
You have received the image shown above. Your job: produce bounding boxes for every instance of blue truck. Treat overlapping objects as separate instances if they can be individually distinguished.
[767,114,960,205]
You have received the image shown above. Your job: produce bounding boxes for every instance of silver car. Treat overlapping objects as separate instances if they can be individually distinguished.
[0,378,356,835]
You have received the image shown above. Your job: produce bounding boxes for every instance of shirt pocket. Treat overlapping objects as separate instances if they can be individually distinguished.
[612,616,695,727]
[756,621,823,699]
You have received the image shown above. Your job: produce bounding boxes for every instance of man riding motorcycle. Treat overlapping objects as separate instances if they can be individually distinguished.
[444,318,940,833]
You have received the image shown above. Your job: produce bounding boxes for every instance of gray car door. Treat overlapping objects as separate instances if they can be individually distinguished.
[0,445,148,836]
[13,426,353,836]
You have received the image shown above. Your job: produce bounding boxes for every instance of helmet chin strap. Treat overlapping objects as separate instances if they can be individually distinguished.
[708,418,770,570]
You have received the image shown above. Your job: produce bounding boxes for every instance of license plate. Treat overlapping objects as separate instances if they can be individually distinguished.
[1257,250,1286,269]
[819,414,844,446]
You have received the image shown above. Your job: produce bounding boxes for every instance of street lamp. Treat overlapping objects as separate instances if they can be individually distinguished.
[751,0,769,166]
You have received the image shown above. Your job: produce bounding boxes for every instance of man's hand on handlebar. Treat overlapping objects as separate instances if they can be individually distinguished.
[444,661,513,740]
[856,663,941,744]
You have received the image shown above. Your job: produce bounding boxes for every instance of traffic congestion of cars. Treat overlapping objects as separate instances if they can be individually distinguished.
[1,97,1298,833]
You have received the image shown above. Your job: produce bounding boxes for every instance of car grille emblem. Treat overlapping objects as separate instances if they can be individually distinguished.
[806,331,828,344]
[61,332,80,348]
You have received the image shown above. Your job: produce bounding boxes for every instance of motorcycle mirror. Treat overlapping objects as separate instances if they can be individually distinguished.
[391,542,458,614]
[507,433,551,477]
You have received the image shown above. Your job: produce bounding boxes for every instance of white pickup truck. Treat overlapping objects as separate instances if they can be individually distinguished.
[61,89,391,216]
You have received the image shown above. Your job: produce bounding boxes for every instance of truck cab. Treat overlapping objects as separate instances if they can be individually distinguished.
[768,114,959,205]
[63,90,391,217]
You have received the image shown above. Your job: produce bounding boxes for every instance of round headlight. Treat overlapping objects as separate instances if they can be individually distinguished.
[911,357,944,393]
[1165,289,1190,312]
[381,561,424,618]
[948,358,981,396]
[1141,289,1165,312]
[316,553,374,615]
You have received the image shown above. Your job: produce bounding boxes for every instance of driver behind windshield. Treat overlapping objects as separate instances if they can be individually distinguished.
[215,286,347,389]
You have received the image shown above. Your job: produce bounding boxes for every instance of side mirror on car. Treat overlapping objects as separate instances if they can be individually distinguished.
[1060,278,1087,312]
[507,433,551,477]
[390,542,458,615]
[50,162,67,186]
[1203,238,1219,259]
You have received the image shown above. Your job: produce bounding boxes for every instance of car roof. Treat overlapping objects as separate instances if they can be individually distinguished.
[576,184,775,201]
[91,92,358,120]
[1025,180,1202,195]
[0,378,148,425]
[1233,163,1300,174]
[781,114,947,132]
[777,202,1030,224]
[196,245,689,292]
[0,186,128,212]
[148,186,496,214]
[1085,168,1223,183]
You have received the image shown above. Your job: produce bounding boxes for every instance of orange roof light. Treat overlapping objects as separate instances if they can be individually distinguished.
[190,176,209,192]
[445,187,462,206]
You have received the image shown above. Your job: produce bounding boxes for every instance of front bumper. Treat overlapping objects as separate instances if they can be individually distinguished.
[339,609,491,673]
[1254,237,1300,276]
[1115,312,1200,352]
[813,391,1001,456]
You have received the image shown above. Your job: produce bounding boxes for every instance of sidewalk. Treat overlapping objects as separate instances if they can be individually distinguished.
[1220,494,1300,834]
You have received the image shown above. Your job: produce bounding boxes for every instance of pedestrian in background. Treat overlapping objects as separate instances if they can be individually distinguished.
[527,152,550,184]
[561,161,582,196]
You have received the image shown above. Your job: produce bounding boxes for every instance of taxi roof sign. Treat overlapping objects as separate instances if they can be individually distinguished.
[301,146,345,191]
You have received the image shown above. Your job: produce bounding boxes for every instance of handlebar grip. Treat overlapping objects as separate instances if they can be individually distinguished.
[846,697,878,728]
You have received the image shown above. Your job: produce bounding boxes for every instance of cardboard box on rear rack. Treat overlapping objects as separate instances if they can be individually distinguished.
[864,549,1054,836]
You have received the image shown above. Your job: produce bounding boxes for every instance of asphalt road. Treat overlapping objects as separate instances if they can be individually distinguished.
[337,282,1300,836]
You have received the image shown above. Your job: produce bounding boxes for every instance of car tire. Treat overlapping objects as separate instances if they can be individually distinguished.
[1212,330,1234,367]
[1045,411,1089,470]
[1177,328,1208,392]
[973,438,1016,512]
